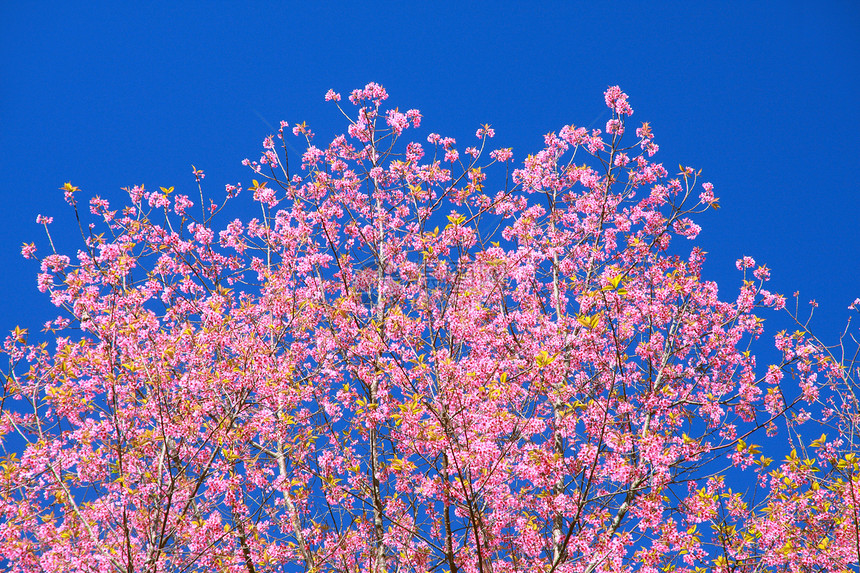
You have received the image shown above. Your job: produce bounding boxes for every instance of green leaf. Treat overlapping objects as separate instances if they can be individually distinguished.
[535,350,556,367]
[577,313,599,329]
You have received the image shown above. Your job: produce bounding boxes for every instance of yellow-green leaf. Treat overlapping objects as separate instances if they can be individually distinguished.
[535,351,556,367]
[577,313,599,329]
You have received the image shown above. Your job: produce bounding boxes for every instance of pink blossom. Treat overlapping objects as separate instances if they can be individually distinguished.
[476,125,495,138]
[405,142,424,162]
[190,222,214,244]
[405,109,421,128]
[753,265,771,280]
[302,145,324,166]
[348,81,388,105]
[604,85,634,116]
[606,118,624,135]
[173,194,194,215]
[736,256,756,270]
[386,109,409,136]
[614,152,630,166]
[490,148,513,162]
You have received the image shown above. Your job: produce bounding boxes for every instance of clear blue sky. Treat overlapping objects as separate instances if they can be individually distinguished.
[1,1,858,342]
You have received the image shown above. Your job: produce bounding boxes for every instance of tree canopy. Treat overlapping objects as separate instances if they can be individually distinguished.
[1,83,858,573]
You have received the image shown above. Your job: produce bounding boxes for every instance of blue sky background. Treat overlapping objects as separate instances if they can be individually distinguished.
[1,1,858,347]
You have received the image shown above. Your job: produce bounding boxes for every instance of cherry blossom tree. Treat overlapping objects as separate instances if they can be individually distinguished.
[1,83,858,573]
